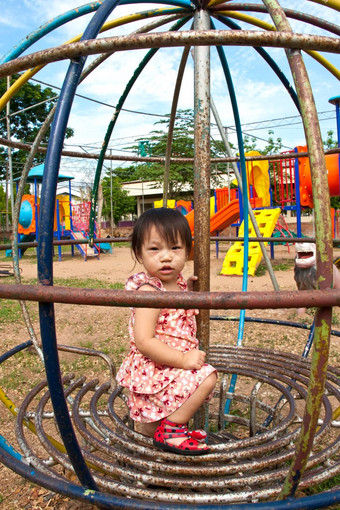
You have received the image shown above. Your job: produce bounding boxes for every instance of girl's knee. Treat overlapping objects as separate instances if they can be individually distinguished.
[204,371,217,392]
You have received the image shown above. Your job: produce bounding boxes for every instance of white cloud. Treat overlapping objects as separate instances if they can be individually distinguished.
[1,0,338,164]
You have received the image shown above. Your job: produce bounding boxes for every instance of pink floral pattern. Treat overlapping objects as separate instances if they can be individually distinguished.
[116,272,216,422]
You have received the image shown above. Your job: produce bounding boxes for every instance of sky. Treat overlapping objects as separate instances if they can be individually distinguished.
[0,0,339,188]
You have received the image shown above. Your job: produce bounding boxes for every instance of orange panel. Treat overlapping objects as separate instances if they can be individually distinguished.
[297,145,339,208]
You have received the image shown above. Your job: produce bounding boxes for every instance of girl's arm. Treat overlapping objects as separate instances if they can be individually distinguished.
[134,285,206,370]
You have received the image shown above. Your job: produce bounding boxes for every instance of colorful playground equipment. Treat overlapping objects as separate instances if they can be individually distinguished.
[13,164,102,261]
[221,146,340,276]
[0,1,339,508]
[296,145,340,208]
[221,207,281,276]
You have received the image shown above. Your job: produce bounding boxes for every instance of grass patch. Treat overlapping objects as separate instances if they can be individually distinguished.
[114,242,130,247]
[304,473,340,496]
[274,261,294,271]
[53,277,124,289]
[255,259,294,276]
[20,276,124,289]
[0,299,24,324]
[0,277,123,325]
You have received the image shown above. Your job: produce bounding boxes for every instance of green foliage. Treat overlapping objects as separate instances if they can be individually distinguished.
[0,75,74,181]
[323,129,338,149]
[101,173,136,224]
[114,109,228,198]
[243,130,283,156]
[0,183,7,215]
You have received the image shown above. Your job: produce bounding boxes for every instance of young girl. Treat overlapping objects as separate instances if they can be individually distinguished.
[116,207,217,455]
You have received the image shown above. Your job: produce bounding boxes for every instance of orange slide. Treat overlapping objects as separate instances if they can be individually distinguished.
[185,197,262,235]
[186,198,262,235]
[185,199,240,235]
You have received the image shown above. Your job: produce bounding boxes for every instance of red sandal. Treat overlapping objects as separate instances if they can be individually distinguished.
[153,418,210,455]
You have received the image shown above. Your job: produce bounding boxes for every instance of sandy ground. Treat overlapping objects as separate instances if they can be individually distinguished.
[1,241,340,509]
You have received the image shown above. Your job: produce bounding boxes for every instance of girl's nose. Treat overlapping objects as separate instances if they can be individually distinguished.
[160,249,172,260]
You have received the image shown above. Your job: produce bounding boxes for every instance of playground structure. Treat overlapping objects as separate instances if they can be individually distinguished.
[12,164,103,261]
[169,148,340,276]
[0,1,340,509]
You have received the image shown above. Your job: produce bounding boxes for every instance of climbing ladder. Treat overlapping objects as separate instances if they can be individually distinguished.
[221,208,281,276]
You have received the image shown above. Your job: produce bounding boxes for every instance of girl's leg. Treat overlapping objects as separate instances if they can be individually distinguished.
[141,420,160,437]
[169,372,217,424]
[160,372,217,449]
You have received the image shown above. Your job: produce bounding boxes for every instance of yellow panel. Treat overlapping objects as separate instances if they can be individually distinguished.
[221,208,281,276]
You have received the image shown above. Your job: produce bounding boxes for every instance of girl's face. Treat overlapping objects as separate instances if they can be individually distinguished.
[138,226,187,289]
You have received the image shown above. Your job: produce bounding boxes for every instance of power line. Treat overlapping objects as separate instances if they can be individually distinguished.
[31,77,169,119]
[30,77,335,135]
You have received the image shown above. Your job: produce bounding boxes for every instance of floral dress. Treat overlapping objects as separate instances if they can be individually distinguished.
[116,271,216,423]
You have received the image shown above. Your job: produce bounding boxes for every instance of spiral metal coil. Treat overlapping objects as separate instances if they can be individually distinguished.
[13,345,340,506]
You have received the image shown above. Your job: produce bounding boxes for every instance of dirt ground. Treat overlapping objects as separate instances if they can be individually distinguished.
[1,239,340,509]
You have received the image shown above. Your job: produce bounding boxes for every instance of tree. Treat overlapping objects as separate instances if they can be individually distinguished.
[120,109,228,198]
[243,129,283,155]
[0,75,74,181]
[101,172,136,225]
[323,130,338,149]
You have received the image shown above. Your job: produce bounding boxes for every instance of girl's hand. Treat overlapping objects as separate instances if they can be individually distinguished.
[182,349,206,370]
[187,275,198,291]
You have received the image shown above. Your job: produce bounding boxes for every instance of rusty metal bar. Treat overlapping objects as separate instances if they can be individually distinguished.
[1,283,340,309]
[0,31,338,79]
[8,344,340,505]
[209,3,340,36]
[262,0,334,500]
[193,8,211,430]
[1,136,339,162]
[1,236,340,251]
[193,9,211,353]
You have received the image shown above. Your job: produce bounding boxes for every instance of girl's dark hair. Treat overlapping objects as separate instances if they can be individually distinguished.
[131,207,192,259]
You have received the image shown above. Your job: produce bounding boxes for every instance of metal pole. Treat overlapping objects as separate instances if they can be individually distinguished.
[6,76,14,232]
[193,8,211,429]
[193,8,211,351]
[110,149,113,236]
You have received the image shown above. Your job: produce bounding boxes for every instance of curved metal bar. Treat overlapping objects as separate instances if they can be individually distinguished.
[214,15,300,111]
[1,444,340,509]
[0,2,103,64]
[0,0,193,65]
[211,10,340,81]
[37,0,123,491]
[209,315,340,338]
[0,31,338,79]
[163,44,191,205]
[88,15,191,244]
[308,0,340,13]
[208,3,340,36]
[0,340,32,364]
[261,0,334,500]
[0,8,190,113]
[211,21,250,413]
[208,38,280,292]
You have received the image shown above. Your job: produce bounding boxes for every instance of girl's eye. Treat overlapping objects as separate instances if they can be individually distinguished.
[172,246,181,250]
